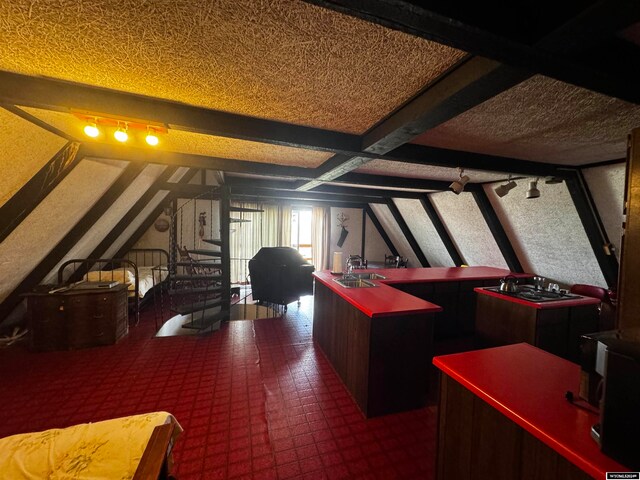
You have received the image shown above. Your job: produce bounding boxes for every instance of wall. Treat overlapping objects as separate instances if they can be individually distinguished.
[369,203,421,268]
[485,177,606,287]
[0,158,127,302]
[364,211,388,263]
[429,191,508,268]
[393,198,455,267]
[582,163,625,260]
[329,207,363,261]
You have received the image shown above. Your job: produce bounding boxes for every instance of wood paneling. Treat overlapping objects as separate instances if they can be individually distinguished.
[312,280,434,417]
[437,374,593,480]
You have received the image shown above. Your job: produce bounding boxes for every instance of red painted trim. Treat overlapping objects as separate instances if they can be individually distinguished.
[433,344,628,478]
[474,287,600,309]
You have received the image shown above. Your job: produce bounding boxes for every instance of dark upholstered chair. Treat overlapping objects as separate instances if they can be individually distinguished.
[570,284,617,331]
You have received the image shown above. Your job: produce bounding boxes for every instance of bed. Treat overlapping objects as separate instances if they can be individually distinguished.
[57,248,170,325]
[0,411,182,479]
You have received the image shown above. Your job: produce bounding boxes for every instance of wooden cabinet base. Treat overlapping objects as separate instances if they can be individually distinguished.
[313,281,434,417]
[437,374,592,480]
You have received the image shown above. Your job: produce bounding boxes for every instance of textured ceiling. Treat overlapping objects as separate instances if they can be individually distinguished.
[325,182,436,192]
[0,107,68,207]
[21,107,332,168]
[355,160,510,183]
[412,75,640,165]
[0,0,465,134]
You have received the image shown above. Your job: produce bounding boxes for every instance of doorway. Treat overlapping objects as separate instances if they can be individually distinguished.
[291,207,312,261]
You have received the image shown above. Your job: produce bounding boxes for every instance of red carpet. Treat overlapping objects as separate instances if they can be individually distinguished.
[0,296,436,479]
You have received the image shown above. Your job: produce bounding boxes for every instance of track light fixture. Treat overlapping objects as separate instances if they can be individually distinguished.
[494,176,517,198]
[545,176,564,184]
[145,127,159,146]
[83,120,100,138]
[77,113,165,146]
[526,178,541,199]
[449,167,470,195]
[114,123,129,142]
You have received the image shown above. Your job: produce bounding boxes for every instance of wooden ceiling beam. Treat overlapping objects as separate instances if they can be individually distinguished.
[302,0,640,104]
[0,70,361,154]
[365,205,399,257]
[386,199,430,267]
[228,186,388,204]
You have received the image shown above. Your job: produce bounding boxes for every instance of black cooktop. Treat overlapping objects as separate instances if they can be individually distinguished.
[484,286,583,302]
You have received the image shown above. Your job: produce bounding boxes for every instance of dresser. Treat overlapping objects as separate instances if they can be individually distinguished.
[25,284,129,351]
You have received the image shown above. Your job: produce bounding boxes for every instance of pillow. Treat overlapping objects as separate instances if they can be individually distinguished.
[84,270,136,290]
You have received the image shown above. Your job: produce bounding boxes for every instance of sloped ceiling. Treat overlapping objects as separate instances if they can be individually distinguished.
[0,0,465,134]
[412,75,640,165]
[0,107,68,207]
[355,161,509,183]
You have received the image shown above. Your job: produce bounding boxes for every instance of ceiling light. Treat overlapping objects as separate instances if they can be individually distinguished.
[83,122,100,138]
[114,123,128,142]
[526,179,540,199]
[145,127,159,146]
[494,177,517,198]
[449,167,470,195]
[545,176,564,184]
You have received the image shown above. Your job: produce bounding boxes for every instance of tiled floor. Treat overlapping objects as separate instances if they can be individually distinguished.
[0,296,437,479]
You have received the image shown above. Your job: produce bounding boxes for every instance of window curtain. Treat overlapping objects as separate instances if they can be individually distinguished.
[311,206,331,271]
[230,202,293,283]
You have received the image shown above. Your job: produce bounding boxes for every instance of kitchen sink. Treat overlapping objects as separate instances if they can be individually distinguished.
[344,273,386,280]
[333,278,378,288]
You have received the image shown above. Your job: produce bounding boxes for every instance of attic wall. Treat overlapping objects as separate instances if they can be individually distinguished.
[393,198,455,267]
[0,158,127,303]
[429,192,508,268]
[485,178,606,287]
[364,213,388,262]
[330,207,363,260]
[0,107,68,207]
[582,163,625,260]
[44,163,168,283]
[369,203,421,267]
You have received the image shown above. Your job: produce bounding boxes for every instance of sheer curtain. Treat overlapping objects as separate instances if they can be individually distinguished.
[230,202,293,283]
[311,206,331,271]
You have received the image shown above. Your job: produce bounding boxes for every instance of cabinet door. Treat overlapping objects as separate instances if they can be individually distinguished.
[27,295,67,351]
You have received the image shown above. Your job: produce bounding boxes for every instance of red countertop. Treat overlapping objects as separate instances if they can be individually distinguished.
[313,270,442,318]
[433,344,628,478]
[474,286,601,309]
[313,267,530,318]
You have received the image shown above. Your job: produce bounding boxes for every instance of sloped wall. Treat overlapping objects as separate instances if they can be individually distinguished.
[369,203,421,268]
[0,107,68,207]
[429,191,508,268]
[582,163,625,260]
[393,198,454,267]
[485,178,606,287]
[364,212,388,262]
[44,163,168,283]
[0,158,127,302]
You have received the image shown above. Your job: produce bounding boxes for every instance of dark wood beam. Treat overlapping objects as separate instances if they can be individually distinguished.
[2,105,77,142]
[80,143,314,178]
[87,166,181,260]
[337,172,452,191]
[301,0,640,104]
[0,142,81,244]
[363,57,530,154]
[365,205,399,257]
[0,71,361,154]
[386,199,430,266]
[564,170,619,288]
[0,162,147,322]
[312,184,425,199]
[225,177,307,190]
[420,195,464,266]
[229,186,387,204]
[471,188,524,272]
[231,194,366,210]
[361,208,367,258]
[219,185,231,321]
[386,143,564,177]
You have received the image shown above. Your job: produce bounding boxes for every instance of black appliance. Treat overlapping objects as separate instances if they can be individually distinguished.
[580,329,640,470]
[484,286,583,303]
[248,247,315,307]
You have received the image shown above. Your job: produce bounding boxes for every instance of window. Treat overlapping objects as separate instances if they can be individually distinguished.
[291,207,312,261]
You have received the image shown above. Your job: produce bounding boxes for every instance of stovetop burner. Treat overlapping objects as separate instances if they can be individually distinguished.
[485,286,582,302]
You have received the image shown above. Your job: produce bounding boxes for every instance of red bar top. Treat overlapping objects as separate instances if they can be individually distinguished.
[474,287,601,309]
[433,344,628,478]
[364,266,532,284]
[313,270,442,318]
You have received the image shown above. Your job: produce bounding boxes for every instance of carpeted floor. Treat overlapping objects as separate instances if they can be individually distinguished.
[0,296,437,479]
